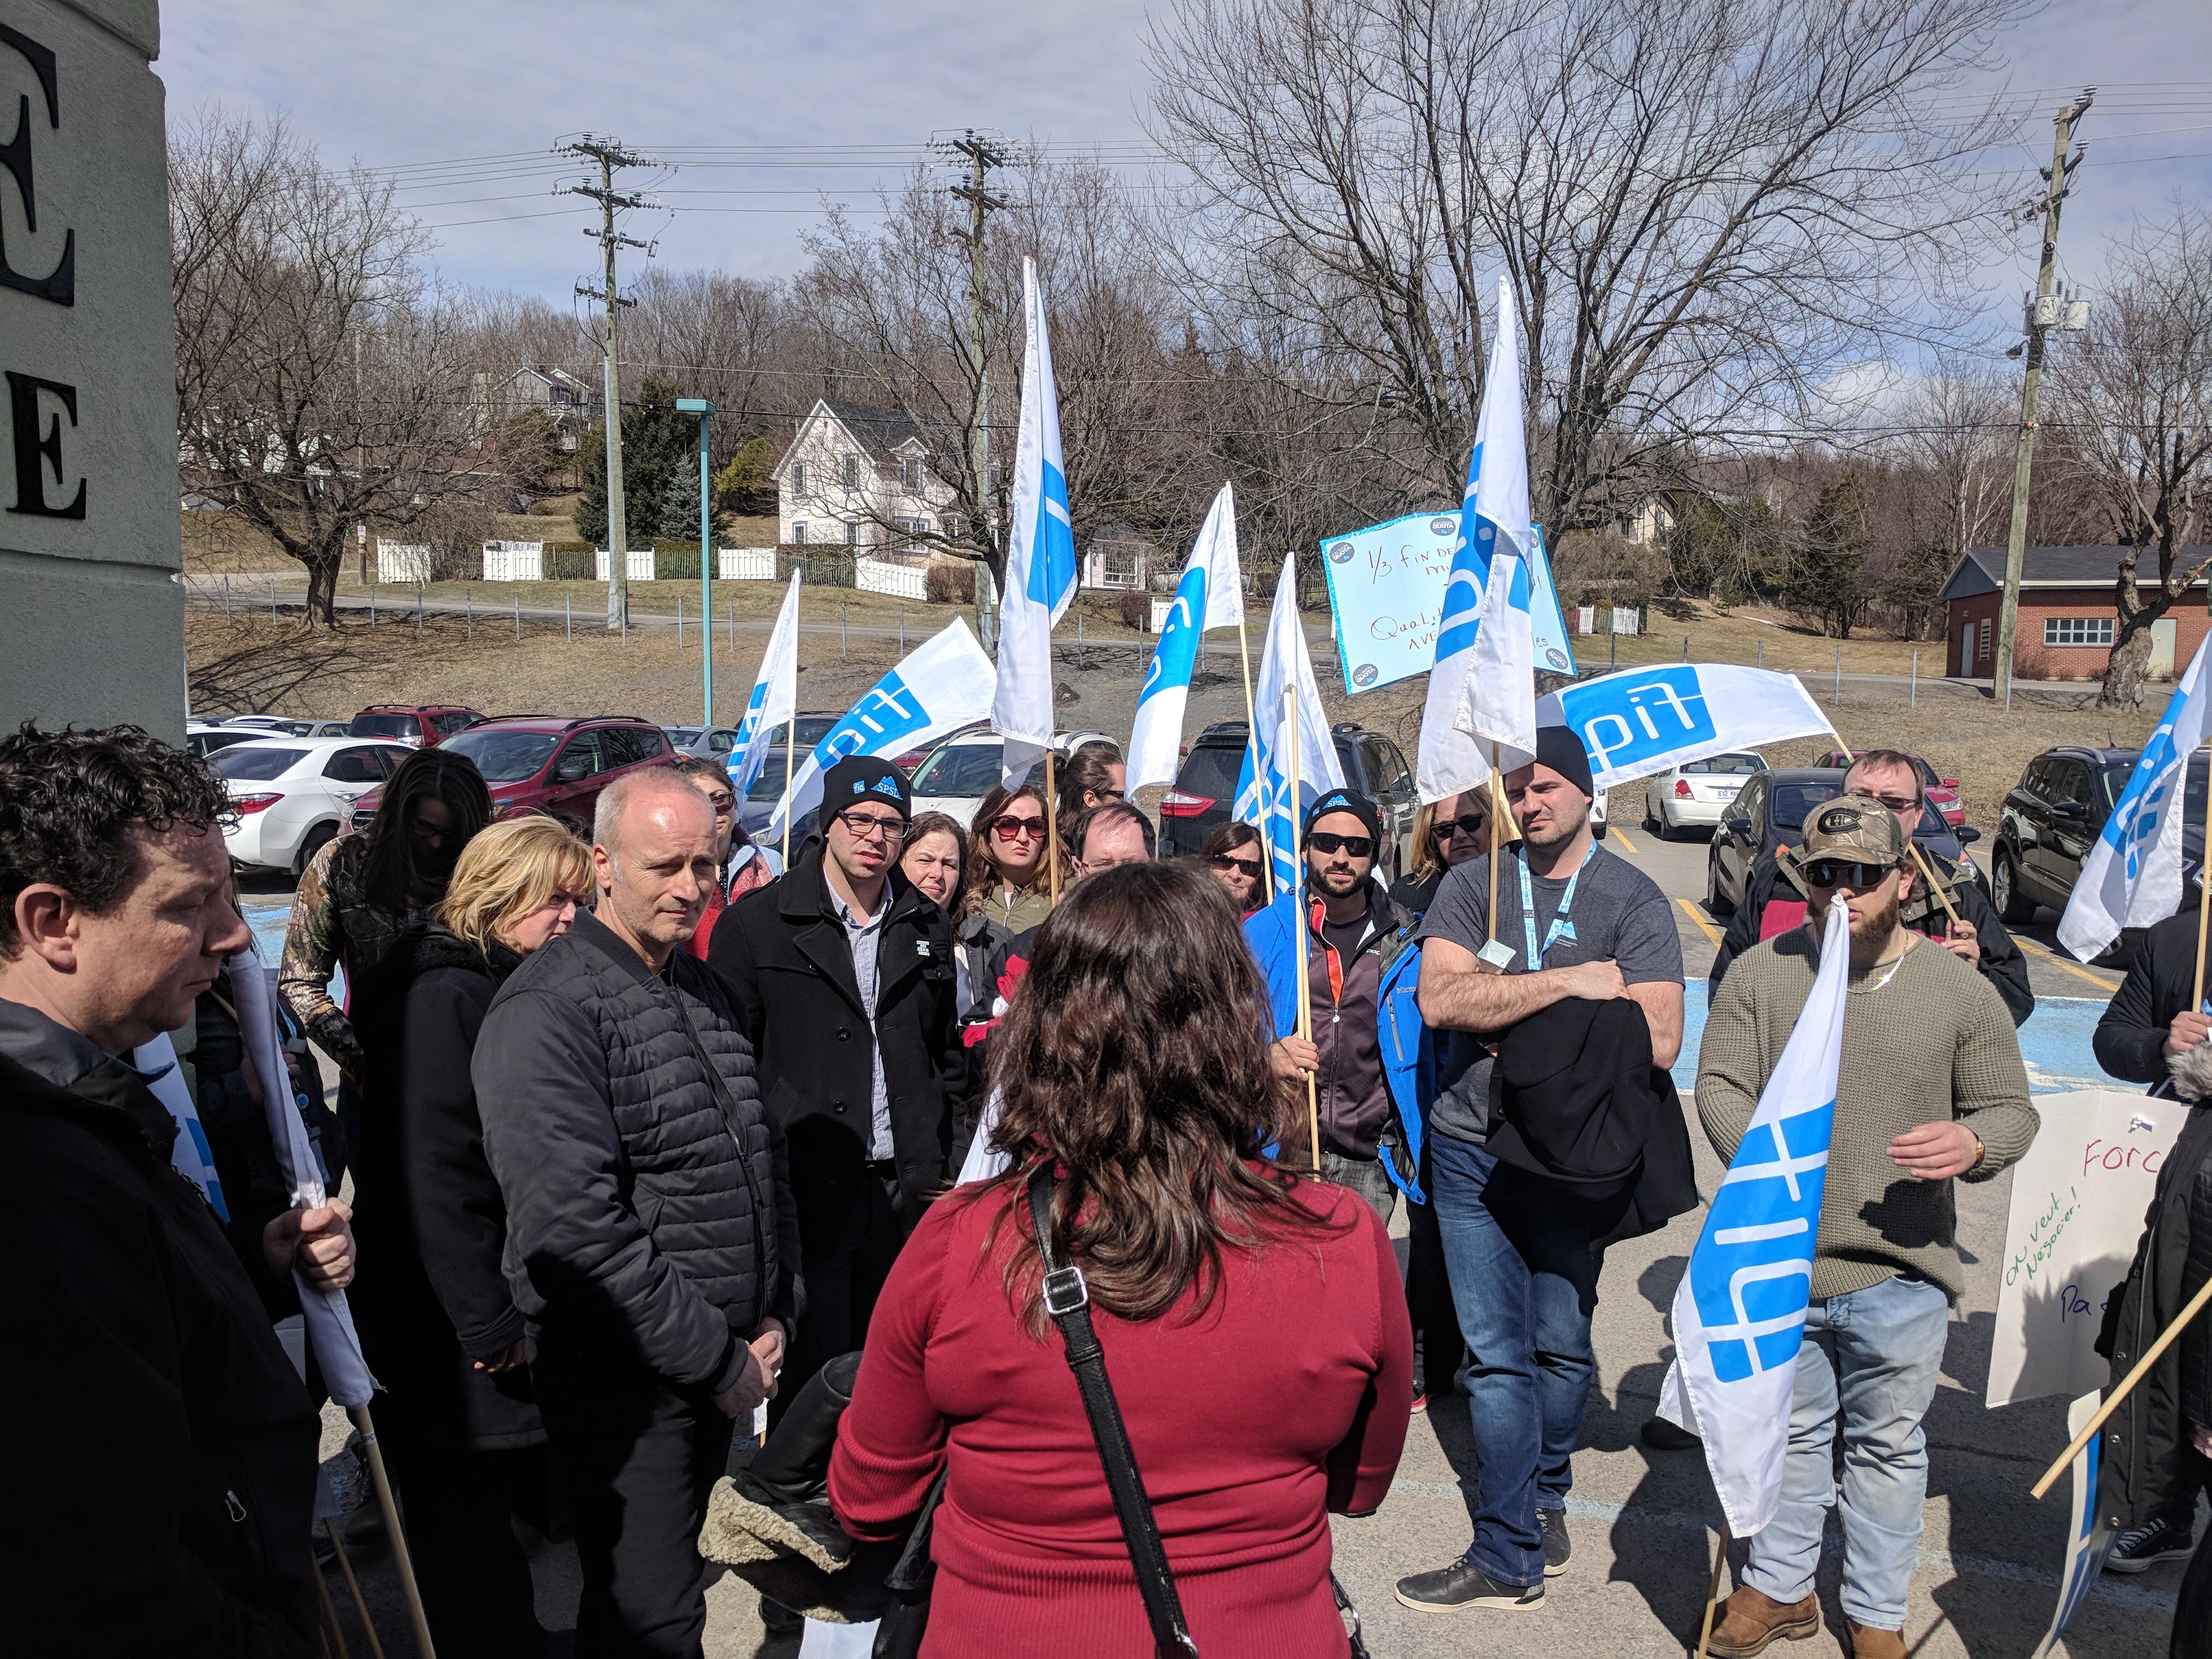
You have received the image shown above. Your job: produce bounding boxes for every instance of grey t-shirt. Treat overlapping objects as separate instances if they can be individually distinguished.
[1416,842,1684,1144]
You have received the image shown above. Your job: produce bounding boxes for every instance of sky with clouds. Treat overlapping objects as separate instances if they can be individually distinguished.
[156,0,2211,338]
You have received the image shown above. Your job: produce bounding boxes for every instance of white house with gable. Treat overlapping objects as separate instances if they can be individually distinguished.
[773,398,963,552]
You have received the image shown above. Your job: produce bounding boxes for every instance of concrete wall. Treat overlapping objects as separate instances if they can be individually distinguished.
[1944,587,2211,680]
[0,1,184,742]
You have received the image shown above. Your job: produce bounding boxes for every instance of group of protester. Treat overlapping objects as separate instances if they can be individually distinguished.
[1,711,2207,1659]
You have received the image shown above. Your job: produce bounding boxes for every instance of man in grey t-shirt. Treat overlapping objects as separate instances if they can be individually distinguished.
[1394,726,1684,1616]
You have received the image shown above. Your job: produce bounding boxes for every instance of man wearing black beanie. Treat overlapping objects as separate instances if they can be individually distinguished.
[1393,726,1685,1615]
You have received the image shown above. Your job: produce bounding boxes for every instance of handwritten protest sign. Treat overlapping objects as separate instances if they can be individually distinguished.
[1319,514,1576,695]
[1986,1088,2184,1409]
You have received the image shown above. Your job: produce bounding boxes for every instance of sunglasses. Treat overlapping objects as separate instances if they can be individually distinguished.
[1309,832,1375,859]
[1862,793,1920,814]
[1803,858,1899,890]
[702,791,736,815]
[990,815,1047,840]
[835,810,908,844]
[1209,854,1264,879]
[1431,814,1488,840]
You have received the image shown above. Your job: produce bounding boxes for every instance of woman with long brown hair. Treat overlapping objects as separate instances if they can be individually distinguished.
[831,860,1412,1656]
[962,779,1054,935]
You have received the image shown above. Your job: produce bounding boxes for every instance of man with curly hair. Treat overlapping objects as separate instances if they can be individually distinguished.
[0,723,352,1657]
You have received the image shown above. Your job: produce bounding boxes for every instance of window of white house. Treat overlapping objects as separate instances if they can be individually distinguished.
[941,514,966,543]
[791,523,807,545]
[2043,616,2115,647]
[842,455,861,489]
[901,457,923,493]
[893,516,928,550]
[1100,544,1143,589]
[789,461,805,496]
[844,520,860,546]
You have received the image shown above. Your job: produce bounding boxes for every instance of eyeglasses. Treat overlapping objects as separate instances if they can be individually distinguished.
[702,791,736,815]
[1803,859,1899,890]
[1209,854,1264,879]
[990,815,1047,841]
[835,810,908,844]
[407,813,453,844]
[1431,814,1488,840]
[1862,793,1920,814]
[1309,832,1375,859]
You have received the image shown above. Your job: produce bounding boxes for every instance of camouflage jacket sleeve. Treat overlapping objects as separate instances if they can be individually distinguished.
[278,838,363,1075]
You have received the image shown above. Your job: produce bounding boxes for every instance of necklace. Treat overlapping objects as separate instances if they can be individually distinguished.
[1851,934,1916,995]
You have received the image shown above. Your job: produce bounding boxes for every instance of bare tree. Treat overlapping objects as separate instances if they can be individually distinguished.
[1145,0,2035,534]
[2050,208,2212,708]
[622,268,793,466]
[172,112,504,623]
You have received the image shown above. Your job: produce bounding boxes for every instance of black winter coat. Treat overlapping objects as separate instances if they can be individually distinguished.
[352,923,544,1449]
[2094,909,2202,1085]
[0,1044,320,1656]
[709,851,972,1219]
[1711,851,2033,1027]
[475,909,802,1394]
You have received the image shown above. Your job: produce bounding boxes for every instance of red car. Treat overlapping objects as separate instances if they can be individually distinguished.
[1813,749,1964,829]
[347,703,484,747]
[347,714,674,837]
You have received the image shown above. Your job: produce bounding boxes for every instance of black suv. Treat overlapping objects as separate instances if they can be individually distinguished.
[1991,744,2205,931]
[1157,721,1420,880]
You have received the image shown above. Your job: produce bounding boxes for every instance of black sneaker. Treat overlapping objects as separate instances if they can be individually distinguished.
[2105,1513,2195,1574]
[1641,1415,1703,1452]
[1539,1509,1571,1577]
[1395,1555,1544,1613]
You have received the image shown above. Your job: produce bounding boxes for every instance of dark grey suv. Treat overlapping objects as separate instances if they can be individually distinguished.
[1992,744,2205,934]
[1156,720,1420,881]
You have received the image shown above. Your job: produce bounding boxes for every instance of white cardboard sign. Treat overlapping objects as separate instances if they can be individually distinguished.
[1986,1088,2185,1409]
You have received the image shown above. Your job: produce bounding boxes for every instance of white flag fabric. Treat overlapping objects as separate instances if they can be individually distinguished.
[1658,895,1848,1538]
[1537,663,1835,792]
[2030,1389,2113,1659]
[727,570,801,797]
[135,1031,231,1220]
[1420,276,1537,799]
[227,947,378,1409]
[2058,632,2212,962]
[1127,483,1244,792]
[991,257,1079,789]
[770,619,997,839]
[1234,560,1345,894]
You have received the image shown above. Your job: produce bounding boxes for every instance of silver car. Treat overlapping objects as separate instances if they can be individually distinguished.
[1642,751,1765,840]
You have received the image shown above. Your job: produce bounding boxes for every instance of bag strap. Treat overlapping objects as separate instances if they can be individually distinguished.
[1026,1168,1199,1658]
[666,970,772,1303]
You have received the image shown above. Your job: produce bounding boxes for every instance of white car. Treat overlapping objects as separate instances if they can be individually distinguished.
[220,714,312,735]
[1642,751,1766,840]
[210,737,413,873]
[907,725,1114,833]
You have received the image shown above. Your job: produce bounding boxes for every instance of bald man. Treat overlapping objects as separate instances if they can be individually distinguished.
[475,768,802,1657]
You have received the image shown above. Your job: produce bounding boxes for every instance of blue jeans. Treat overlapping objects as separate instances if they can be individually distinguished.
[1743,1273,1950,1631]
[1429,1133,1608,1589]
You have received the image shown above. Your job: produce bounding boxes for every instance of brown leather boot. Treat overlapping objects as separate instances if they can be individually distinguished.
[1702,1587,1822,1658]
[1843,1622,1907,1659]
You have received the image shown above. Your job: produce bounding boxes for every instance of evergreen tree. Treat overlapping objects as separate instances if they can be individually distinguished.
[713,436,779,515]
[574,378,696,547]
[655,456,728,546]
[1784,473,1871,639]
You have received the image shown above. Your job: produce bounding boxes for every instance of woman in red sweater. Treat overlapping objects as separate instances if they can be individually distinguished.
[830,858,1413,1656]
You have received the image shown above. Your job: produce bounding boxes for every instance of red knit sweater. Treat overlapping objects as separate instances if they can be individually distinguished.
[829,1170,1412,1657]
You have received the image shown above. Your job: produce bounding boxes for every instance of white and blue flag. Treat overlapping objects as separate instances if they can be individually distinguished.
[1420,275,1537,801]
[2031,1389,2113,1659]
[1127,483,1245,792]
[1235,558,1345,895]
[1658,893,1849,1538]
[992,257,1079,789]
[1536,663,1834,791]
[772,619,997,839]
[2059,631,2212,962]
[728,569,801,797]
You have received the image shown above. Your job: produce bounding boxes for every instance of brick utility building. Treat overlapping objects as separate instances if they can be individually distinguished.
[1942,545,2211,682]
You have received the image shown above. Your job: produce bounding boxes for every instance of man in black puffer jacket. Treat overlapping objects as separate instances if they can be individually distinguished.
[478,769,802,1658]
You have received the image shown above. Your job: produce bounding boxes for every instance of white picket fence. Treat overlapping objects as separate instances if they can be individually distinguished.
[595,548,657,583]
[718,548,777,581]
[855,557,928,601]
[481,540,544,582]
[375,540,431,584]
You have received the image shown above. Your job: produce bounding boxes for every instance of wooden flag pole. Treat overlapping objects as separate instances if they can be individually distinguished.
[349,1405,438,1658]
[1692,1522,1731,1659]
[311,1546,354,1659]
[1486,745,1505,945]
[1236,611,1260,808]
[1045,748,1062,903]
[2032,1273,2212,1499]
[780,717,795,866]
[2195,766,2212,1009]
[1287,685,1321,1174]
[322,1521,380,1659]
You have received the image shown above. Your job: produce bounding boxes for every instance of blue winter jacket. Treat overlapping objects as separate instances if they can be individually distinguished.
[1243,879,1433,1202]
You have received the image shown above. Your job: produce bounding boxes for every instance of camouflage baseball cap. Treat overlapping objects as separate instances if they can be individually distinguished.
[1793,793,1908,866]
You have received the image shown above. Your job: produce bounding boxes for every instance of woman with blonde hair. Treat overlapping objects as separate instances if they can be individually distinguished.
[350,813,592,1657]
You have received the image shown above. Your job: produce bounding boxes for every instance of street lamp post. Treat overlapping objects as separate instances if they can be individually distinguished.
[676,398,715,727]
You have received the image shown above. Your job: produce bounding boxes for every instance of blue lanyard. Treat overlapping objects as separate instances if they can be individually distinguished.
[1518,840,1596,970]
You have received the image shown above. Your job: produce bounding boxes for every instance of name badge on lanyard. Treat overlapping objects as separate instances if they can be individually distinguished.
[1519,841,1596,971]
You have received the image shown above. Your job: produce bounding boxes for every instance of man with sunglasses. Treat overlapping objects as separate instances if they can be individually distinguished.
[1696,798,2034,1659]
[1244,790,1428,1225]
[710,756,971,1424]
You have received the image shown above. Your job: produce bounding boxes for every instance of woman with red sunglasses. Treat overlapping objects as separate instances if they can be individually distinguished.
[963,781,1057,936]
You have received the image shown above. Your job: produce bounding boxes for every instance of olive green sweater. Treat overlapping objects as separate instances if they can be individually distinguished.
[1696,928,2038,1303]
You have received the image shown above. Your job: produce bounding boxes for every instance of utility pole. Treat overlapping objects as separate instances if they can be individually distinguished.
[1992,89,2094,704]
[560,136,660,631]
[940,129,1010,651]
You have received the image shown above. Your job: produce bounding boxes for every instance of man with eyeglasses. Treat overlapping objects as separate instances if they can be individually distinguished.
[709,756,970,1423]
[1244,790,1427,1227]
[1708,749,2031,1028]
[1695,798,2035,1659]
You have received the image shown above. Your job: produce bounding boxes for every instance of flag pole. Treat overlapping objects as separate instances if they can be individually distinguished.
[322,1522,382,1659]
[1236,609,1260,807]
[1486,744,1504,945]
[1287,685,1321,1174]
[2195,761,2211,1009]
[1045,748,1062,904]
[2031,1274,2212,1499]
[780,717,795,867]
[1693,1522,1731,1659]
[349,1404,438,1658]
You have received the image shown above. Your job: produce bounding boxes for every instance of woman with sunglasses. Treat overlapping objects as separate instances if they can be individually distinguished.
[963,780,1057,937]
[1393,791,1494,918]
[1200,820,1269,916]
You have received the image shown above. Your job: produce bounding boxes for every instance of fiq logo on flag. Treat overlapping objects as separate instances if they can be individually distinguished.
[1564,666,1717,778]
[813,673,934,768]
[1689,1098,1832,1381]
